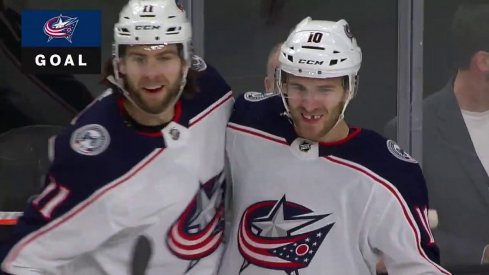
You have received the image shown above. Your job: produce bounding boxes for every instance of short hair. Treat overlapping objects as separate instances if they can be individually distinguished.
[451,2,489,69]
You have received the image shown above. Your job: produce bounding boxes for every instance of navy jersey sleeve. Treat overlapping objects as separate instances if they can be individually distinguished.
[0,96,161,274]
[369,136,440,263]
[331,130,449,274]
[196,63,232,98]
[229,92,282,125]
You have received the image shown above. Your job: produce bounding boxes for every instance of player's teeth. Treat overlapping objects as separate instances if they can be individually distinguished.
[146,85,161,89]
[303,114,322,119]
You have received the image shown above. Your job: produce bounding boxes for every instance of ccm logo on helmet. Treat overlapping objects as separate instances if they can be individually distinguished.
[135,25,160,30]
[298,59,324,65]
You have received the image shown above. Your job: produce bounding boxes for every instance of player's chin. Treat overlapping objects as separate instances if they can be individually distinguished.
[294,125,322,141]
[139,99,170,115]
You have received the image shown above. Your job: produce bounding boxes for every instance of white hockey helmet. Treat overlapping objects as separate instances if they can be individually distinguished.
[278,17,362,96]
[113,0,192,62]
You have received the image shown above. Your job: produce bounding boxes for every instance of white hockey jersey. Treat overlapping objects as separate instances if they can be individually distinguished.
[219,94,450,275]
[0,65,233,275]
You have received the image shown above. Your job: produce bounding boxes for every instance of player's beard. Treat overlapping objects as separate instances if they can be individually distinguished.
[290,101,345,142]
[126,74,183,115]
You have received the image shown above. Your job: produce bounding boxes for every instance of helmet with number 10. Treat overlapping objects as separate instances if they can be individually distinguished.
[276,17,362,142]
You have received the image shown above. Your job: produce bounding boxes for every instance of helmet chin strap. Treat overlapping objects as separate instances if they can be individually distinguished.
[108,58,189,120]
[330,91,352,131]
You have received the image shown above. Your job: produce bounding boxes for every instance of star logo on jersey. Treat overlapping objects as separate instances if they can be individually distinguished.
[167,172,225,273]
[238,195,334,274]
[43,14,79,43]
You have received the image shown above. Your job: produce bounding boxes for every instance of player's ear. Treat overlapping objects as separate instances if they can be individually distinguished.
[472,50,489,73]
[479,51,489,72]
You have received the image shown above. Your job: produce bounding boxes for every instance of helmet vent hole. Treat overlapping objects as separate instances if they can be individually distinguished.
[340,58,347,62]
[287,55,293,62]
[329,59,338,66]
[318,71,322,75]
[140,14,155,18]
[135,37,139,41]
[333,50,340,54]
[167,27,176,32]
[298,69,302,73]
[119,28,130,36]
[302,46,324,50]
[168,15,176,18]
[124,16,130,19]
[155,36,160,40]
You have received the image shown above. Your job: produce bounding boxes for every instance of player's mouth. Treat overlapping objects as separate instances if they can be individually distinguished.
[143,85,164,94]
[301,113,324,123]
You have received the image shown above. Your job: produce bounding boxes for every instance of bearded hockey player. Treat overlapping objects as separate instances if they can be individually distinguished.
[0,0,233,274]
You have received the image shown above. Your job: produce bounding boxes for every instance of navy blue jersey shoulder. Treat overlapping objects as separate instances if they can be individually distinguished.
[324,129,429,207]
[325,129,440,263]
[231,93,281,124]
[0,91,166,263]
[196,63,231,100]
[50,91,163,200]
[230,93,296,141]
[179,64,231,124]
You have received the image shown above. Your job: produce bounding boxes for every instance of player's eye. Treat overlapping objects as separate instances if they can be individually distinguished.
[129,55,145,63]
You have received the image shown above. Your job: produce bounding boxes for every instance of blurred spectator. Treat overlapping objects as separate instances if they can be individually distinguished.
[384,2,489,268]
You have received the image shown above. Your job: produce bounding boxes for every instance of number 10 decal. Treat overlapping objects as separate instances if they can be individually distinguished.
[307,32,323,43]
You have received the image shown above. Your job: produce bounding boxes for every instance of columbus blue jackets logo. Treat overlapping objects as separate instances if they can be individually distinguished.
[70,124,110,156]
[244,91,276,102]
[238,195,334,274]
[167,172,225,272]
[386,140,418,163]
[43,14,79,43]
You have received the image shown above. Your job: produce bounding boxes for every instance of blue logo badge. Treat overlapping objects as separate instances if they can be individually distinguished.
[43,14,79,43]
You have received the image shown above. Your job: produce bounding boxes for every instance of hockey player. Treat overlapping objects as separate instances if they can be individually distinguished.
[219,17,450,274]
[0,0,233,274]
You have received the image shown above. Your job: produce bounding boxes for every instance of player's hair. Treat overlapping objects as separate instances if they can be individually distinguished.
[451,2,489,69]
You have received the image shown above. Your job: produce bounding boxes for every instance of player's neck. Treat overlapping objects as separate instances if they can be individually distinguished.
[454,70,489,112]
[123,100,174,127]
[319,120,349,143]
